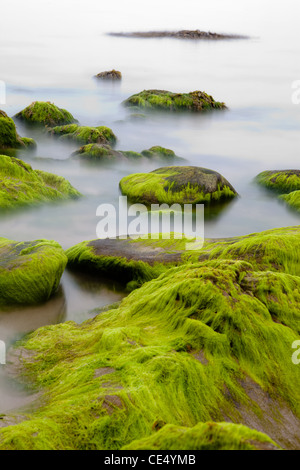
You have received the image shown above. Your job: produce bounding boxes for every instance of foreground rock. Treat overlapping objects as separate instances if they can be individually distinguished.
[123,422,280,451]
[15,101,77,127]
[0,155,80,210]
[1,226,299,449]
[47,124,117,146]
[0,110,36,151]
[256,169,300,211]
[109,30,247,40]
[119,166,237,205]
[0,238,67,306]
[95,69,122,80]
[72,144,183,162]
[123,89,226,111]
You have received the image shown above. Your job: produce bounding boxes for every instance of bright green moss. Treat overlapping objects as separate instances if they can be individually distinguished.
[20,137,37,149]
[256,170,300,193]
[0,248,299,449]
[15,101,77,127]
[1,227,300,449]
[280,190,300,211]
[0,238,67,305]
[122,422,280,450]
[48,124,117,146]
[119,166,237,205]
[72,145,181,162]
[123,90,226,111]
[256,170,300,212]
[0,154,81,211]
[0,110,36,151]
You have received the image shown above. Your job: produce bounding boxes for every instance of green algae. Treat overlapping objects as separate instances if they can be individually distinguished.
[1,226,300,449]
[122,422,280,450]
[0,154,81,211]
[15,101,77,127]
[0,238,67,306]
[119,166,237,205]
[123,89,226,111]
[72,144,181,162]
[256,170,300,212]
[256,170,300,193]
[48,124,117,146]
[0,110,36,151]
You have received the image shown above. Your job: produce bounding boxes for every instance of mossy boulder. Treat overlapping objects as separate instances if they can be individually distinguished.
[123,422,280,450]
[119,166,237,205]
[0,110,36,151]
[123,89,226,111]
[0,238,67,306]
[0,155,80,211]
[256,170,300,212]
[71,144,182,162]
[48,124,117,146]
[95,70,122,80]
[15,101,77,127]
[66,225,300,291]
[66,237,185,290]
[1,226,300,449]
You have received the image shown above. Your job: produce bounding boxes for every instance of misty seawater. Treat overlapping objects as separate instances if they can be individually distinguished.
[1,0,300,412]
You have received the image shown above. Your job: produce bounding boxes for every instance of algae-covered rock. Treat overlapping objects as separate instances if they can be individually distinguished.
[66,237,185,290]
[66,225,300,292]
[95,70,122,80]
[71,144,182,162]
[1,226,300,449]
[48,124,117,146]
[119,166,237,205]
[256,169,300,212]
[0,155,80,210]
[0,110,36,151]
[256,170,300,193]
[15,101,77,127]
[123,89,226,111]
[0,238,67,306]
[122,422,280,450]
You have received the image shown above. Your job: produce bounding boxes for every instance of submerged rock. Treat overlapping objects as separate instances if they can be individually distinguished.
[1,226,300,449]
[71,144,182,162]
[119,166,237,205]
[0,155,80,211]
[0,238,67,306]
[15,101,77,127]
[0,110,36,151]
[109,30,247,40]
[123,89,226,111]
[95,69,122,80]
[256,169,300,212]
[48,124,117,146]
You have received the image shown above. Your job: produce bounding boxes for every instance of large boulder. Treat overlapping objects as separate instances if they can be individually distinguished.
[119,166,237,205]
[15,101,77,127]
[0,110,36,151]
[123,89,226,111]
[0,238,67,305]
[0,155,80,211]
